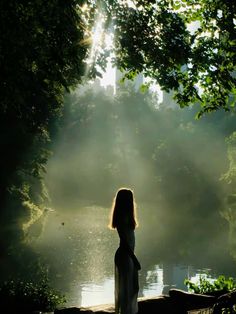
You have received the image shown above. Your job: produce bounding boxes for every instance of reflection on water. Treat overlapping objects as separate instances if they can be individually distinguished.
[142,265,164,297]
[81,278,114,307]
[78,266,221,307]
[33,203,236,307]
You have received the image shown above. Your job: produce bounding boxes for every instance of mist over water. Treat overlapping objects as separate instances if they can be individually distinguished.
[31,82,236,307]
[33,202,235,307]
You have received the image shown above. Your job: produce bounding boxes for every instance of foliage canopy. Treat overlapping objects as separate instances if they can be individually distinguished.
[0,0,88,249]
[85,0,236,115]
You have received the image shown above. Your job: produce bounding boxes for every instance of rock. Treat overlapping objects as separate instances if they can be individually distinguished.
[55,308,82,314]
[169,289,216,310]
[137,295,179,313]
[212,290,236,314]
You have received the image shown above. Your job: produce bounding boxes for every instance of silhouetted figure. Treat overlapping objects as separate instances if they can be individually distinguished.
[110,188,141,314]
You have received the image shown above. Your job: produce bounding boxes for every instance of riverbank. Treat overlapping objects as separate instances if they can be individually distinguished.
[54,289,216,314]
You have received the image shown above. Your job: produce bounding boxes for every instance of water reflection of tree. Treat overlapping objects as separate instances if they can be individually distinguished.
[221,132,236,263]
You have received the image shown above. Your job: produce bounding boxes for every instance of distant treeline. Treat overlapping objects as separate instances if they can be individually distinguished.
[48,84,236,209]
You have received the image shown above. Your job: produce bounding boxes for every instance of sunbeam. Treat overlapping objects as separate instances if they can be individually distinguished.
[89,18,104,61]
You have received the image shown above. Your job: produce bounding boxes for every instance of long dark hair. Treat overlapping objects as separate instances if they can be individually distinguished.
[110,188,138,229]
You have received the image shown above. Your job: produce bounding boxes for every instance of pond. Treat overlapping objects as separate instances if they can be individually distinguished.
[33,202,236,308]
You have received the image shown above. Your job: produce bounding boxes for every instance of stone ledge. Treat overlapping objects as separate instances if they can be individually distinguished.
[55,290,216,314]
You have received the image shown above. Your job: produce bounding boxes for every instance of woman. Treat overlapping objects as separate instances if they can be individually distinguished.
[110,188,141,314]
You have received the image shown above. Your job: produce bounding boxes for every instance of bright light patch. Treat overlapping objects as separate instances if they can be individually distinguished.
[92,20,104,48]
[188,272,215,290]
[81,278,114,307]
[87,17,104,65]
[144,77,163,102]
[98,33,116,89]
[142,265,164,297]
[121,0,136,8]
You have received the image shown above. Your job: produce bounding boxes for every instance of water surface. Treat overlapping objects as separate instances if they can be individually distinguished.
[33,203,235,307]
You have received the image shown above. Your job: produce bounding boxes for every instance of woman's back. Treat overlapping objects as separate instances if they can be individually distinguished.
[117,225,135,251]
[110,188,140,314]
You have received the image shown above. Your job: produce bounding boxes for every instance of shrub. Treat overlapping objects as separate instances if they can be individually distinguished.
[185,275,236,295]
[0,278,66,313]
[185,275,236,313]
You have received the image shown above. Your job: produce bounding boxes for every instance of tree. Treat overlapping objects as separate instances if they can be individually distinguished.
[0,0,88,250]
[91,0,236,116]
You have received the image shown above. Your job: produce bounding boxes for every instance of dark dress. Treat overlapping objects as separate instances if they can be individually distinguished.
[115,224,140,314]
